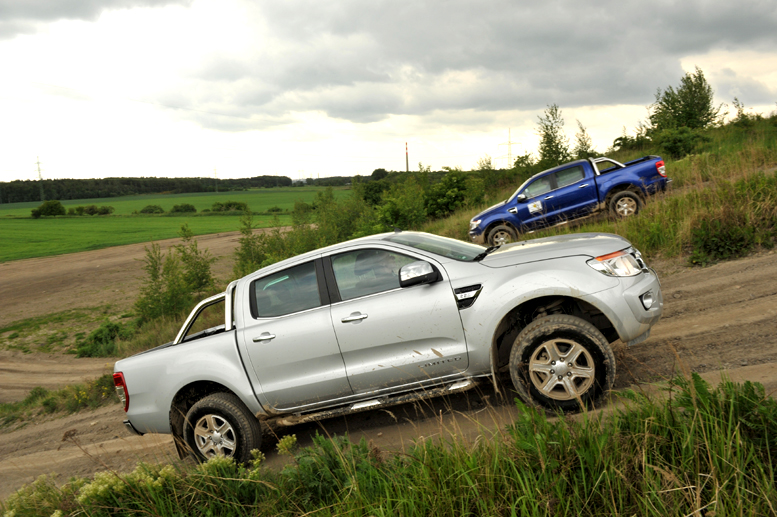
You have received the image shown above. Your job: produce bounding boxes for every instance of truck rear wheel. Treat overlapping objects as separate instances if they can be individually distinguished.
[488,224,518,246]
[609,191,641,217]
[183,392,262,463]
[508,315,615,412]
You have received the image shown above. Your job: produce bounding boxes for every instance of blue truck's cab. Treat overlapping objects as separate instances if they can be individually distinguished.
[469,156,669,245]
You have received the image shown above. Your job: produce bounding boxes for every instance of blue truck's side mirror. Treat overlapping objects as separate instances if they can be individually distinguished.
[516,193,527,203]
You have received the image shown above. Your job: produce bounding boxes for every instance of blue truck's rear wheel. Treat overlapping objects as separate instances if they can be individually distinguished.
[610,191,641,217]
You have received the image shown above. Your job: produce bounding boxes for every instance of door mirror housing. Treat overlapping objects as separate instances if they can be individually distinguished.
[399,261,441,288]
[516,193,527,203]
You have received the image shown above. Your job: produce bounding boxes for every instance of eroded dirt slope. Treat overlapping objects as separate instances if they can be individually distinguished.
[1,246,776,499]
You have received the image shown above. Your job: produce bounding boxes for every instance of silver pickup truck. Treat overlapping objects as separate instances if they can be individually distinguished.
[114,231,663,463]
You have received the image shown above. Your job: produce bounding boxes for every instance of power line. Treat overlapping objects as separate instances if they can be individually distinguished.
[498,128,520,169]
[36,156,45,202]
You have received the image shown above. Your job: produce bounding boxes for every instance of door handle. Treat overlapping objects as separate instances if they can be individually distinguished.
[252,332,276,342]
[507,207,517,214]
[544,195,554,200]
[341,312,368,323]
[579,183,589,188]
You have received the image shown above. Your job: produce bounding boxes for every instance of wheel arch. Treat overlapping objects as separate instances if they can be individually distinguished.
[169,380,238,459]
[483,220,519,240]
[490,295,618,372]
[603,183,645,207]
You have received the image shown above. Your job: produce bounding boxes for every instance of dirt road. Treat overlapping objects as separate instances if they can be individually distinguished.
[1,243,776,500]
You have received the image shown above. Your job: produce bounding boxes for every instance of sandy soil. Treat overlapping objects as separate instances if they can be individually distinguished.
[1,242,776,500]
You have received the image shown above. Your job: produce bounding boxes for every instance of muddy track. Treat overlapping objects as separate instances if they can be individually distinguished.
[1,244,776,499]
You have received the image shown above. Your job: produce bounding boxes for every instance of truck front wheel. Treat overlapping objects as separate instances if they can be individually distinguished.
[609,191,641,217]
[488,224,518,246]
[183,392,262,463]
[508,315,615,412]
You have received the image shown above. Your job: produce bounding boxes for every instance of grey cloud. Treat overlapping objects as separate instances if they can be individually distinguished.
[0,0,192,38]
[713,68,777,106]
[163,0,777,128]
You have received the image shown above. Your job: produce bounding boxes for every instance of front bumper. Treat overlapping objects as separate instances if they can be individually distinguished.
[582,268,664,345]
[468,230,486,245]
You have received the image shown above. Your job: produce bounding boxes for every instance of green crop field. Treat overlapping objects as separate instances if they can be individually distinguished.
[0,186,349,217]
[0,187,349,262]
[0,214,292,262]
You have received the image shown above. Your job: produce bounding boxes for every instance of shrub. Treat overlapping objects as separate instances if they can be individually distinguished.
[425,170,470,218]
[135,225,215,321]
[139,205,165,214]
[32,200,65,217]
[212,200,248,212]
[267,205,283,213]
[656,127,711,159]
[376,176,427,230]
[171,203,196,213]
[75,320,135,357]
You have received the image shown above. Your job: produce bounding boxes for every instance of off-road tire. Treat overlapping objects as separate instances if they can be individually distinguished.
[183,392,262,464]
[487,224,518,246]
[609,191,641,218]
[509,315,615,412]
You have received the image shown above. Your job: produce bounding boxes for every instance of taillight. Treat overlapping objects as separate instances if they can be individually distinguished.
[655,160,667,178]
[113,372,129,412]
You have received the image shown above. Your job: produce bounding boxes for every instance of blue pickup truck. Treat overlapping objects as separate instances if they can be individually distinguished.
[469,156,669,245]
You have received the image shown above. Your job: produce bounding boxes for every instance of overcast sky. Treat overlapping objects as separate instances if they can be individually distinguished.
[1,0,775,182]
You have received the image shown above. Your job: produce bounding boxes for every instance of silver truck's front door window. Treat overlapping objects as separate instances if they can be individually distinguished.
[239,261,352,410]
[329,249,469,394]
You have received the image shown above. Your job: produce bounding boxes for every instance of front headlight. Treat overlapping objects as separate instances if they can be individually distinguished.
[587,250,642,277]
[469,219,481,231]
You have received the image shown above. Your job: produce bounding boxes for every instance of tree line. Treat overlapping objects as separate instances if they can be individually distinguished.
[0,175,292,204]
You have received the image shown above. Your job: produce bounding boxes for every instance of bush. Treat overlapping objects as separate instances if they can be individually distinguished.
[212,200,248,212]
[67,205,115,216]
[140,205,165,214]
[376,176,427,230]
[135,225,215,321]
[425,170,473,219]
[32,200,65,217]
[76,320,135,357]
[656,127,711,159]
[171,203,197,213]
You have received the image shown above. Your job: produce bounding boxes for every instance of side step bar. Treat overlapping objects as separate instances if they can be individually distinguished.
[275,378,479,427]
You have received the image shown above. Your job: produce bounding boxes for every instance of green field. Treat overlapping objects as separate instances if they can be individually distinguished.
[0,187,349,262]
[0,186,349,217]
[0,215,293,262]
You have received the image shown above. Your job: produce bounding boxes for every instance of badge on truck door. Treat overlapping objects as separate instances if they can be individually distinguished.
[528,200,543,214]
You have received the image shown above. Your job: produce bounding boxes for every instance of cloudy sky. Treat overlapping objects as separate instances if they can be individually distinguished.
[1,0,775,182]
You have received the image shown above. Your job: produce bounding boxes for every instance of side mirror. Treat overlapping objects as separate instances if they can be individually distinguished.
[399,261,441,288]
[516,193,527,203]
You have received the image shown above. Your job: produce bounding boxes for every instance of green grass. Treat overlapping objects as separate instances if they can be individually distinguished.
[0,374,118,430]
[0,213,292,262]
[3,373,776,516]
[0,187,349,217]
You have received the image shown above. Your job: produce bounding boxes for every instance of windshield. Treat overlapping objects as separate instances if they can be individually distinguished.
[509,176,534,201]
[383,233,485,261]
